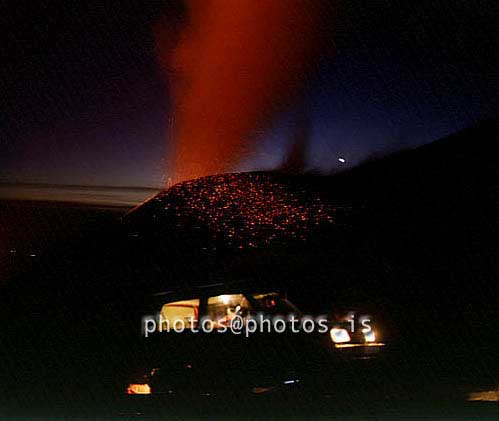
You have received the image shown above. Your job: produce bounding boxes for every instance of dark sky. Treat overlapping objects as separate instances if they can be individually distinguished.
[1,1,498,187]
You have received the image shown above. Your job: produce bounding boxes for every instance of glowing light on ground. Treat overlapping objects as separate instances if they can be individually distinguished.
[148,173,338,249]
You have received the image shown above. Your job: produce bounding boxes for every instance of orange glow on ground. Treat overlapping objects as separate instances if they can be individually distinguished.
[149,173,337,249]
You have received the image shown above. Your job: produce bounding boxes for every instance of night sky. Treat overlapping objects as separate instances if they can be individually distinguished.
[1,1,498,188]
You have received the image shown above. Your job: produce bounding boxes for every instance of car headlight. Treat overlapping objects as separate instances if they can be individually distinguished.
[363,328,376,342]
[330,328,351,343]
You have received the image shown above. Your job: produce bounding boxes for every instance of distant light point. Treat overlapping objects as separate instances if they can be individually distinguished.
[338,157,346,163]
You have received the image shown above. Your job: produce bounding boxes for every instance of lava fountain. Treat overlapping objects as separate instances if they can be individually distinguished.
[155,0,331,184]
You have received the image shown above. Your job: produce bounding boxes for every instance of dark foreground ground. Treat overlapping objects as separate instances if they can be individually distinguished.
[1,122,499,419]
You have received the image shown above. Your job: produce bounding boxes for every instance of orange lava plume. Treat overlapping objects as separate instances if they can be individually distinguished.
[156,0,328,184]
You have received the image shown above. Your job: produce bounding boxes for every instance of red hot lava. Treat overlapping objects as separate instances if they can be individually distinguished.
[143,173,338,250]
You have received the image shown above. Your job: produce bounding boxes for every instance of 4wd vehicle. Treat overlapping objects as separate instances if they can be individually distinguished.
[118,283,386,412]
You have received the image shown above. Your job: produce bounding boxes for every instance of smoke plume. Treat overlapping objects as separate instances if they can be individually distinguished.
[279,110,310,174]
[156,0,328,184]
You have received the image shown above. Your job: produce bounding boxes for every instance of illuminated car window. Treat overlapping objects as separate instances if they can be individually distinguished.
[159,299,199,331]
[207,294,252,327]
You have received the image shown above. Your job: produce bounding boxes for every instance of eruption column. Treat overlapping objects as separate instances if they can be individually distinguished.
[156,0,328,184]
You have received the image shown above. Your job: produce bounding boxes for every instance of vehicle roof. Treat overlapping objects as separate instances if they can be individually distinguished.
[150,280,285,301]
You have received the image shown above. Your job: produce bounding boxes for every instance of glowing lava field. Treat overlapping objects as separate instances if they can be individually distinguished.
[127,172,350,250]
